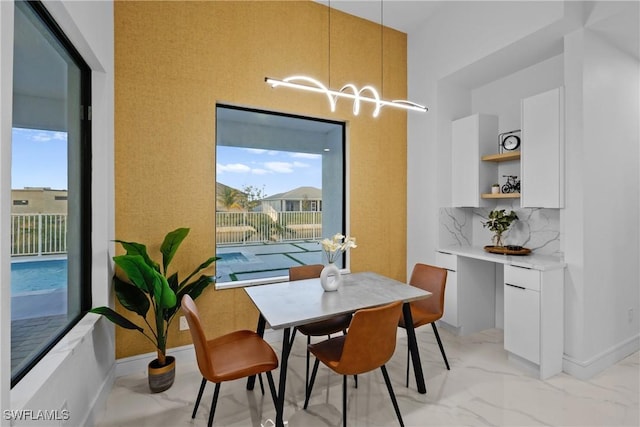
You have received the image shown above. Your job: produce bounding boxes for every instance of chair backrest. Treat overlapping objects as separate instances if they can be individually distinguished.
[289,264,324,281]
[409,263,447,317]
[181,295,214,379]
[337,301,403,375]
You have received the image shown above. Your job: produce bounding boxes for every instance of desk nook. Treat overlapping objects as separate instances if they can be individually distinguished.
[436,246,565,379]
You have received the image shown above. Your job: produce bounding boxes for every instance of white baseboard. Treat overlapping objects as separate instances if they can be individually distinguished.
[563,333,640,380]
[115,344,196,377]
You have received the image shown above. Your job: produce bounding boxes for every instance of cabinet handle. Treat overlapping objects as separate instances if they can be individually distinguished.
[505,283,526,290]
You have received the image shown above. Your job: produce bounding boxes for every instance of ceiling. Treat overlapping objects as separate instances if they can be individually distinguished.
[314,0,443,34]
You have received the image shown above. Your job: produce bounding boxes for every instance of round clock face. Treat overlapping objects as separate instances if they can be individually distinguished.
[502,135,520,151]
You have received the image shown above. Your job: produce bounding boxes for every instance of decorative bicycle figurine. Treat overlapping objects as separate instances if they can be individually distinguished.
[502,175,520,194]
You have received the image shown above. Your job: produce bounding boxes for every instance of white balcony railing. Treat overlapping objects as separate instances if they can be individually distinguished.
[11,213,68,256]
[10,211,322,256]
[216,211,322,245]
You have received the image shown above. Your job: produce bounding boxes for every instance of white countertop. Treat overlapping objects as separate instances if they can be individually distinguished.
[437,245,565,271]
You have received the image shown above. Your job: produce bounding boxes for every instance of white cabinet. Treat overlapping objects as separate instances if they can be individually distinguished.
[451,114,498,207]
[503,265,564,379]
[521,87,564,208]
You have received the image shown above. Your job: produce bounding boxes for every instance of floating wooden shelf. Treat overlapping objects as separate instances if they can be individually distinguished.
[481,152,521,162]
[481,193,521,199]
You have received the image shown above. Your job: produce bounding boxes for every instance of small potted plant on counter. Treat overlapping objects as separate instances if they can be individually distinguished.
[491,183,500,194]
[482,209,518,247]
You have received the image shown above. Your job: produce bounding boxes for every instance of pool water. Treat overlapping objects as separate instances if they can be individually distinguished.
[11,259,67,296]
[216,252,250,264]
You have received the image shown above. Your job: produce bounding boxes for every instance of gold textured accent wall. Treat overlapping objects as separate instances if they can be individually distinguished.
[114,0,407,359]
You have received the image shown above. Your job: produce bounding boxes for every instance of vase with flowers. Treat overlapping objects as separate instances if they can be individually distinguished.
[319,233,357,291]
[482,209,518,247]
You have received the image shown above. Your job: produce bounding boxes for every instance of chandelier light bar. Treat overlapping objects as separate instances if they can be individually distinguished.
[265,76,428,117]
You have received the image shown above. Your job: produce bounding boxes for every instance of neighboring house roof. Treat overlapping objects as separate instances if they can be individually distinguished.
[262,186,321,201]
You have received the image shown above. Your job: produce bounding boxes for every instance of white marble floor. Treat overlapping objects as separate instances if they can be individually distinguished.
[95,326,639,427]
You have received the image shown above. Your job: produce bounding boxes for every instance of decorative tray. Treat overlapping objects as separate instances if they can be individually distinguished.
[484,245,531,256]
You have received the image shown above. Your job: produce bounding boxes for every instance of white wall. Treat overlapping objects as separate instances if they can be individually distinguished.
[0,0,115,424]
[407,0,639,379]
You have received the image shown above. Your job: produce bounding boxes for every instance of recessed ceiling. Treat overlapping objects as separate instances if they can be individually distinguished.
[314,0,443,34]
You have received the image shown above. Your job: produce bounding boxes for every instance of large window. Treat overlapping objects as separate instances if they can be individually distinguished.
[215,105,345,286]
[11,0,91,385]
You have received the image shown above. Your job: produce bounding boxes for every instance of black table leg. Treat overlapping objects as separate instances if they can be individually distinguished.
[247,314,267,391]
[275,327,292,427]
[403,302,427,394]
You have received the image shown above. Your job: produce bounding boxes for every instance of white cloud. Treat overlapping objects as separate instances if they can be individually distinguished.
[293,161,309,168]
[265,161,294,173]
[244,148,278,156]
[31,131,67,142]
[251,168,270,175]
[217,163,251,173]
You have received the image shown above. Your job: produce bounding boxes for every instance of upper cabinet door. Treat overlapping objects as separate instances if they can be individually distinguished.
[521,88,564,208]
[451,114,498,207]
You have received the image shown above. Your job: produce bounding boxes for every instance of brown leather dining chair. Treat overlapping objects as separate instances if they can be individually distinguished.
[289,264,353,389]
[398,263,450,386]
[181,295,279,427]
[304,301,405,427]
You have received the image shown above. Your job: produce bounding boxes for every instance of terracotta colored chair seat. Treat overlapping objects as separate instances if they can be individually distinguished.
[398,263,450,387]
[181,295,279,427]
[304,301,405,427]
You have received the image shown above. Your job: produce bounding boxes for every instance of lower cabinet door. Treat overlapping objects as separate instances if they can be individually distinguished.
[504,283,540,364]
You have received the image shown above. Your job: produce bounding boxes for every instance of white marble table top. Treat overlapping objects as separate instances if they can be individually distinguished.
[244,271,431,329]
[438,245,566,271]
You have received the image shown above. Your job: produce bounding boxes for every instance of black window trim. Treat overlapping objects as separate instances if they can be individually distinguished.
[11,0,92,387]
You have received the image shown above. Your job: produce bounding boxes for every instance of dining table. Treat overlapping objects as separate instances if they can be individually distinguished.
[244,271,432,427]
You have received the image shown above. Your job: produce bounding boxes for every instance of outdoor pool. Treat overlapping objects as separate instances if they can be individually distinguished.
[11,259,67,296]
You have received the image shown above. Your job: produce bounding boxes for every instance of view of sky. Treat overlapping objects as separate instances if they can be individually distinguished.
[12,128,68,190]
[216,146,322,197]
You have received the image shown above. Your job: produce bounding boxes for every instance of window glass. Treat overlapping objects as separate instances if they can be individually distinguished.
[11,0,91,386]
[215,105,345,285]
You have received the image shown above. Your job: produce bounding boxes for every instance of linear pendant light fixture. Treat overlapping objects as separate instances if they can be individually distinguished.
[265,1,427,117]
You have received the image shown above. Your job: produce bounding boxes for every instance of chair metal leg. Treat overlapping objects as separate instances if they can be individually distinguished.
[381,365,404,427]
[304,358,320,409]
[342,375,348,427]
[258,373,265,395]
[192,377,207,419]
[431,322,450,370]
[406,345,410,387]
[266,371,278,408]
[208,382,221,427]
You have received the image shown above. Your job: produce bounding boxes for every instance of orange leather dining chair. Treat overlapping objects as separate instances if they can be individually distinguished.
[303,301,405,427]
[289,264,353,389]
[398,263,450,387]
[181,295,279,427]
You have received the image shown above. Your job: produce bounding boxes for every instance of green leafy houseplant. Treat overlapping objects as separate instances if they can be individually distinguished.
[90,228,218,367]
[482,209,518,247]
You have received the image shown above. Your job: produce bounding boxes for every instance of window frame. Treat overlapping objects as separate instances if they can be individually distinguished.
[215,104,346,289]
[10,0,92,387]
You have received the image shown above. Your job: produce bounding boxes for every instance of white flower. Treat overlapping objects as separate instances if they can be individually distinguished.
[320,233,357,263]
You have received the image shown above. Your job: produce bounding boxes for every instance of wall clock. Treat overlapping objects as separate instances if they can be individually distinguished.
[498,130,521,153]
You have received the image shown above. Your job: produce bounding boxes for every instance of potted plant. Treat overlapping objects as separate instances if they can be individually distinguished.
[491,183,500,194]
[482,209,518,247]
[90,227,218,392]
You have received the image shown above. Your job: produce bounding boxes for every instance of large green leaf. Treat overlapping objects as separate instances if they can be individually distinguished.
[90,306,144,332]
[166,275,215,320]
[113,254,158,295]
[178,256,219,289]
[114,275,150,318]
[115,240,159,272]
[160,228,189,274]
[166,272,179,293]
[154,273,177,310]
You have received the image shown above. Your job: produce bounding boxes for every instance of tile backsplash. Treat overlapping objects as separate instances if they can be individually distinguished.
[439,204,562,256]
